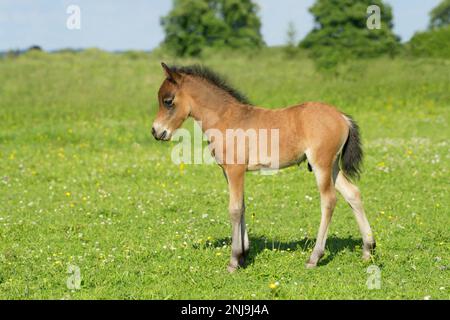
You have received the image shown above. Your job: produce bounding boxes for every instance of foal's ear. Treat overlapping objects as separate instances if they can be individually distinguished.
[161,62,181,84]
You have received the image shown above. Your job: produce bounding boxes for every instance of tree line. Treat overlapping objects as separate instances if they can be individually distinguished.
[160,0,450,65]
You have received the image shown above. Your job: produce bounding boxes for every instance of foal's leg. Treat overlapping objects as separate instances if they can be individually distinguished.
[224,165,249,273]
[306,162,338,268]
[335,172,376,260]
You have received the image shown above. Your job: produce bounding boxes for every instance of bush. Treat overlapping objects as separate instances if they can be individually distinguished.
[407,26,450,59]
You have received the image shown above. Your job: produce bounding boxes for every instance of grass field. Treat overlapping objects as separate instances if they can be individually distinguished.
[0,48,448,299]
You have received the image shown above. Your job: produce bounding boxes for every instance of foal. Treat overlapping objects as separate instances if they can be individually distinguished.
[152,63,375,272]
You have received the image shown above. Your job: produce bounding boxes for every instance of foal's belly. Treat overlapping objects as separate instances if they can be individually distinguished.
[246,153,306,171]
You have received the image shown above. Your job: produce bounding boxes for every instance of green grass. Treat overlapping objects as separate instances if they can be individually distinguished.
[0,48,449,299]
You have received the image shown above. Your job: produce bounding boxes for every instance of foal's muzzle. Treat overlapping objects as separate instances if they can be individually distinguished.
[151,126,170,141]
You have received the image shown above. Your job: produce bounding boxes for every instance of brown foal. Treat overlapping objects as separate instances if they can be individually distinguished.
[152,63,376,272]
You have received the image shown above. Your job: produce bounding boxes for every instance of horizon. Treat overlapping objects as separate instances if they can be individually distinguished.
[0,0,442,52]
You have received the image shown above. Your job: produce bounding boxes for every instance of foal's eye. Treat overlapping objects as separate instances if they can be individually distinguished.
[163,97,174,108]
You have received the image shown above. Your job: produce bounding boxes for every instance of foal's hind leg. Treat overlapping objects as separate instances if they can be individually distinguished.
[224,165,249,273]
[335,172,376,260]
[306,160,338,268]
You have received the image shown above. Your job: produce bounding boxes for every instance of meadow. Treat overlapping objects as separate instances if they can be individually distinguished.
[0,48,448,299]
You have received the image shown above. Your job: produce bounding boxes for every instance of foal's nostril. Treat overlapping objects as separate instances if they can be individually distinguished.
[160,130,167,140]
[151,127,156,137]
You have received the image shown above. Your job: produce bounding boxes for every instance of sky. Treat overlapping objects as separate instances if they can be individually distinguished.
[0,0,442,51]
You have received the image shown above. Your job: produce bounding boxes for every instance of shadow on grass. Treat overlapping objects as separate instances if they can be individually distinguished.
[195,235,362,267]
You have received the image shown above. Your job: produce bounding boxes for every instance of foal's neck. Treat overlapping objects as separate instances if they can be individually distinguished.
[187,79,250,132]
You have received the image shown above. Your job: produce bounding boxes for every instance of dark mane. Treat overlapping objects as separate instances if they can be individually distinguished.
[169,64,250,105]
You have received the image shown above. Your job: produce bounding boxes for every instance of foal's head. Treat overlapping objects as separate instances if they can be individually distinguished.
[152,62,250,141]
[151,63,192,141]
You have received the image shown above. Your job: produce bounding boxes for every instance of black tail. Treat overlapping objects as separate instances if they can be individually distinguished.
[341,115,363,180]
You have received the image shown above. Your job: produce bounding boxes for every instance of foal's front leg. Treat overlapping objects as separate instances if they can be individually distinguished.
[224,165,249,273]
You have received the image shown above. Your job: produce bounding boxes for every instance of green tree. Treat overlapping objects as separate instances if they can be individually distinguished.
[161,0,264,56]
[300,0,400,69]
[430,0,450,29]
[219,0,264,48]
[161,0,227,56]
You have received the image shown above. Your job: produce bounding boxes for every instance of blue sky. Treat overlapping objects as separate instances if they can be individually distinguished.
[0,0,441,51]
